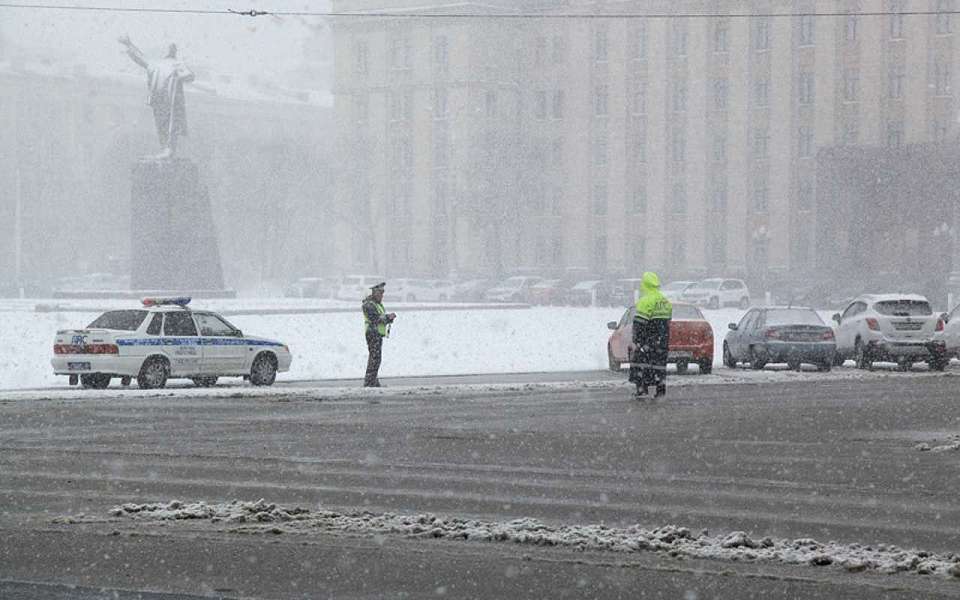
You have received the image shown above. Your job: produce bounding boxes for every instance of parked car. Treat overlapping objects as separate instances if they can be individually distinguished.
[681,278,750,309]
[336,275,386,300]
[723,307,835,371]
[833,294,948,371]
[565,280,614,306]
[283,276,339,299]
[396,279,455,302]
[611,278,644,306]
[661,280,697,302]
[452,279,494,302]
[934,302,960,360]
[607,303,714,374]
[483,276,543,302]
[527,279,570,305]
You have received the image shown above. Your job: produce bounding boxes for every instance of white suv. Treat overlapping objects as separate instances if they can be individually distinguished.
[833,294,948,370]
[681,278,750,309]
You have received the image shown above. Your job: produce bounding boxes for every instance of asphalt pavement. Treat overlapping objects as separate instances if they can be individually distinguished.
[1,372,959,599]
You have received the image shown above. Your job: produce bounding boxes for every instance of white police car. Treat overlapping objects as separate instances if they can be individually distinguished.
[51,297,292,389]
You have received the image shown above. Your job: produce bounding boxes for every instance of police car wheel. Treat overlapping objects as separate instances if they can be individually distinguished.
[137,357,169,389]
[192,376,218,387]
[80,373,111,390]
[250,353,277,386]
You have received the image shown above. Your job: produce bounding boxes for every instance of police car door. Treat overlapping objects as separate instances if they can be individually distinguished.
[195,313,246,374]
[162,311,203,376]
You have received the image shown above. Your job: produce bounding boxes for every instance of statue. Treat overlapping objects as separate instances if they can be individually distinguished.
[119,36,195,158]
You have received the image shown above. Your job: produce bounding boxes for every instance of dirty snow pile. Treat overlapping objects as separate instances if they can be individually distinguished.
[100,499,960,579]
[916,434,960,453]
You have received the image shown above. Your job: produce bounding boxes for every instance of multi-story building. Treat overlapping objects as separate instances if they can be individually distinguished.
[332,0,960,295]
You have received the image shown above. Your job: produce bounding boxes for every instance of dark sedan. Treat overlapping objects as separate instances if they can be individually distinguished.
[723,307,836,371]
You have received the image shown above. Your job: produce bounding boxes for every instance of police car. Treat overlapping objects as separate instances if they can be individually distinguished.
[51,297,292,389]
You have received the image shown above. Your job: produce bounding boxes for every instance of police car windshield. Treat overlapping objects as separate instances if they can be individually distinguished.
[87,310,149,331]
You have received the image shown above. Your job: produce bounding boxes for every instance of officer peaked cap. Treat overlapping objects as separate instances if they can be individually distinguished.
[370,282,386,291]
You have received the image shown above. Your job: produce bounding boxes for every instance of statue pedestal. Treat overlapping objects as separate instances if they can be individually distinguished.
[130,158,227,293]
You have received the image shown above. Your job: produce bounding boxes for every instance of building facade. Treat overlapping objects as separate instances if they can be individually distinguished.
[333,0,959,287]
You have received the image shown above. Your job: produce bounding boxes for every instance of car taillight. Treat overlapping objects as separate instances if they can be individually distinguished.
[936,319,945,332]
[765,328,781,339]
[53,344,117,354]
[822,329,835,340]
[866,318,880,331]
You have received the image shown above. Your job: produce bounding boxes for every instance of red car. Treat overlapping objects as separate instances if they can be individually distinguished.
[606,303,714,374]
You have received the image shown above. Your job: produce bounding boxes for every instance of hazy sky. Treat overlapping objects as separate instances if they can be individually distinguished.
[1,1,330,83]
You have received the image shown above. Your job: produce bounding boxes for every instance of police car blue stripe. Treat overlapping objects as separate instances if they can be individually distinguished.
[116,338,284,347]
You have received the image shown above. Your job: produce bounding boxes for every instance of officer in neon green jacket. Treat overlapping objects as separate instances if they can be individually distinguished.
[362,282,396,387]
[629,272,673,399]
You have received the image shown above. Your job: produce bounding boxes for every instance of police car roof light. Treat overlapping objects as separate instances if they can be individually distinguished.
[141,297,192,308]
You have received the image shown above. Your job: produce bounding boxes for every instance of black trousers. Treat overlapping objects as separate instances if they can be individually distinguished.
[364,331,383,387]
[628,319,670,390]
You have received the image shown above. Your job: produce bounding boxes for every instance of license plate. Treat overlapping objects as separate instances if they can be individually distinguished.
[668,351,693,359]
[67,362,91,371]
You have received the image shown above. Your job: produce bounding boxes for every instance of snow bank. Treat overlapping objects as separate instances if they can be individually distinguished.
[85,499,960,579]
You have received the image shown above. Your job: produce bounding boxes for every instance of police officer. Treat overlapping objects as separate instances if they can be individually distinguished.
[629,271,673,399]
[362,282,396,387]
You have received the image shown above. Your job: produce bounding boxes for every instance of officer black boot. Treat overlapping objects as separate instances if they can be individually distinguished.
[635,385,648,399]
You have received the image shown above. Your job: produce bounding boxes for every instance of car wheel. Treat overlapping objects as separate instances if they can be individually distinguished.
[192,376,218,387]
[897,359,912,372]
[928,356,949,371]
[750,347,767,370]
[676,360,689,375]
[698,359,713,375]
[723,343,737,368]
[250,353,278,386]
[832,351,845,367]
[817,361,832,372]
[137,356,169,389]
[80,373,111,389]
[854,339,873,371]
[708,297,720,310]
[608,345,622,372]
[739,297,749,310]
[787,359,802,372]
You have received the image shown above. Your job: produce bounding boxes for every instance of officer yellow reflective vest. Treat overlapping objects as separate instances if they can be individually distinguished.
[363,299,389,337]
[635,272,672,321]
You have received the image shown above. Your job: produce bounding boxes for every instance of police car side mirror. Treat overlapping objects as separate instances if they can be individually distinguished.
[607,321,618,330]
[832,313,841,324]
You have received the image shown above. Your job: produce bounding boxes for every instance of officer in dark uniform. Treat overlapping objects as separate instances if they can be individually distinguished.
[362,282,396,387]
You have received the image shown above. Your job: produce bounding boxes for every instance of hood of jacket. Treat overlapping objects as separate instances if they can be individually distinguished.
[640,271,661,295]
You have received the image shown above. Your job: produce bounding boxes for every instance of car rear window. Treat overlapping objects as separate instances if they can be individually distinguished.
[874,300,932,316]
[87,310,148,331]
[765,309,824,326]
[673,305,702,320]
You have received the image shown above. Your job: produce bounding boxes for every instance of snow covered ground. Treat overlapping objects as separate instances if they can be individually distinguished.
[0,299,941,391]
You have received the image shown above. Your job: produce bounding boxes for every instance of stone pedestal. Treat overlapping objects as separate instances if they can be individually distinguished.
[130,158,225,292]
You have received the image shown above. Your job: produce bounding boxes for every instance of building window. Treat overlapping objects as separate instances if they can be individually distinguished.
[552,35,565,64]
[353,93,369,124]
[389,91,412,122]
[711,184,727,212]
[754,79,770,107]
[534,36,546,66]
[632,238,646,267]
[632,81,647,115]
[798,126,814,158]
[552,236,562,263]
[672,127,686,163]
[842,118,859,145]
[754,18,771,51]
[753,173,769,213]
[712,133,726,162]
[594,235,608,270]
[799,72,815,104]
[631,22,647,59]
[886,120,904,147]
[934,120,949,141]
[799,14,815,46]
[671,235,686,266]
[843,68,860,102]
[535,90,547,120]
[632,185,647,214]
[935,61,952,96]
[672,81,687,112]
[551,138,563,166]
[711,229,726,263]
[671,183,686,214]
[433,35,449,73]
[552,89,565,119]
[713,78,728,110]
[593,183,607,216]
[845,14,859,43]
[889,68,905,99]
[753,128,769,159]
[433,131,449,168]
[633,125,647,163]
[797,180,814,210]
[433,87,447,119]
[354,40,369,76]
[671,21,687,57]
[937,0,953,35]
[485,90,498,117]
[890,2,905,39]
[390,36,412,70]
[594,27,608,62]
[592,135,608,166]
[594,85,608,116]
[714,19,729,53]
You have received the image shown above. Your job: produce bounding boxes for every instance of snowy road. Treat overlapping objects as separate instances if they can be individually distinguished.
[1,373,960,598]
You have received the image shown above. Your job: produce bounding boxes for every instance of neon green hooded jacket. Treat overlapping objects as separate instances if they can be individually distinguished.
[634,271,673,321]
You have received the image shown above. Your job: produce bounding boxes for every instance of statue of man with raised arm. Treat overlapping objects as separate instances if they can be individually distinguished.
[119,36,195,158]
